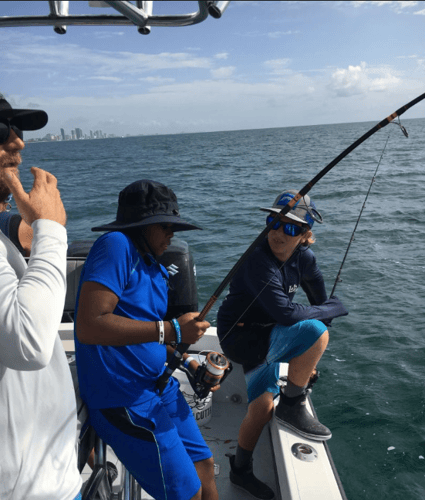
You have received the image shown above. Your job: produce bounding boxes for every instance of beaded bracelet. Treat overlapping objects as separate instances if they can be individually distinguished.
[158,320,165,345]
[170,318,182,344]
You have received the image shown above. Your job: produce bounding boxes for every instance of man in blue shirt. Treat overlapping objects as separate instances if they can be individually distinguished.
[75,180,217,500]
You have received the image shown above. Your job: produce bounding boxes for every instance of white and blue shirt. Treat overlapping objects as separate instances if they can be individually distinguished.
[74,231,169,410]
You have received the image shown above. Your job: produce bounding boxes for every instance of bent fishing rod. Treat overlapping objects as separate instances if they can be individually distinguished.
[156,91,425,395]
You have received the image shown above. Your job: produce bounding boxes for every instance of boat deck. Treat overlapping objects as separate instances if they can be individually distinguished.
[80,400,278,499]
[200,400,278,499]
[64,325,346,500]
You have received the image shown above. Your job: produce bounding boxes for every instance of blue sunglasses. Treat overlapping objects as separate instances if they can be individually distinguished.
[266,215,307,237]
[0,119,23,145]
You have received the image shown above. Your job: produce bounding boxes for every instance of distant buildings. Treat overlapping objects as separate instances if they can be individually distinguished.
[27,127,116,142]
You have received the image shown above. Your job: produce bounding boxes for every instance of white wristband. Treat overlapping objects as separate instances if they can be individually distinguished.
[158,321,165,345]
[183,356,195,369]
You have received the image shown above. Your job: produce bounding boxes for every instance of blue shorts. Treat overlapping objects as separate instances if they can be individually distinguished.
[245,319,327,403]
[89,377,212,500]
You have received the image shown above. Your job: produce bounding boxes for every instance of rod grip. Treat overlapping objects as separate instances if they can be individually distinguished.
[155,342,190,394]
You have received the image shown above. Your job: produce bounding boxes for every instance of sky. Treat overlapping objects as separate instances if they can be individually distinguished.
[1,0,425,138]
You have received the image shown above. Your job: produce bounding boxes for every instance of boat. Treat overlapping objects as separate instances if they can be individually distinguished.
[3,2,348,498]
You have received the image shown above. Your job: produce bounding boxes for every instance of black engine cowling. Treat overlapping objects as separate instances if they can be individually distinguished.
[157,238,198,320]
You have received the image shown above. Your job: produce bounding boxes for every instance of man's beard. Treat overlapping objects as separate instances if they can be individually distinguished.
[0,153,21,203]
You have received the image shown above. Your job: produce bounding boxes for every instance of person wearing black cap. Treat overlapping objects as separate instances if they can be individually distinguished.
[74,180,218,500]
[217,190,348,500]
[0,93,82,500]
[0,94,45,256]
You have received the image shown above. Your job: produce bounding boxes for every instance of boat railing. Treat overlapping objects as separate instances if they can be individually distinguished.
[0,1,231,35]
[81,432,142,500]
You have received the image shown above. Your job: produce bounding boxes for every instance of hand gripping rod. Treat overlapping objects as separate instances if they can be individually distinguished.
[155,91,425,395]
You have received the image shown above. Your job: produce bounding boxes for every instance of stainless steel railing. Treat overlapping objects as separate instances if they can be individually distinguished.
[0,1,231,35]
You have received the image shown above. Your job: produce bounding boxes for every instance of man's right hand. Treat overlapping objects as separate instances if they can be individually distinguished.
[178,312,210,345]
[4,167,67,226]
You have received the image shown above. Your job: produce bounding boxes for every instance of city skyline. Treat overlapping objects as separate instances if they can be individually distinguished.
[28,126,115,142]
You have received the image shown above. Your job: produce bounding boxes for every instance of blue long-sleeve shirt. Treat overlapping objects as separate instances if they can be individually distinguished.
[217,238,347,341]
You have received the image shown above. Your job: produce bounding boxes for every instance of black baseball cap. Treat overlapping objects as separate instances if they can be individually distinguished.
[0,92,48,130]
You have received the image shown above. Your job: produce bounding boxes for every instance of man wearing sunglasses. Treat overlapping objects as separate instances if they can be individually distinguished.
[0,94,82,500]
[217,190,348,500]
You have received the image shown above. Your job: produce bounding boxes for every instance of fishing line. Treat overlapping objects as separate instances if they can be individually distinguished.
[331,120,408,296]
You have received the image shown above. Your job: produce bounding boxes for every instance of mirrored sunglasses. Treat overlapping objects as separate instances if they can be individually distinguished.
[266,215,307,237]
[0,120,23,145]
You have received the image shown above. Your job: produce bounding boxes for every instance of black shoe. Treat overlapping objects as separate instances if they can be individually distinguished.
[275,391,332,441]
[228,454,275,500]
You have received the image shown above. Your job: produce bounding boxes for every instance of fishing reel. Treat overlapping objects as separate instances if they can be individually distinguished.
[179,351,233,400]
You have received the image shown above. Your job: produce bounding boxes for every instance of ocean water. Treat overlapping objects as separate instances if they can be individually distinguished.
[19,119,425,499]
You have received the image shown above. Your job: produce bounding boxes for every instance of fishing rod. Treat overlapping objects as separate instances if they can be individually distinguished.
[156,91,425,396]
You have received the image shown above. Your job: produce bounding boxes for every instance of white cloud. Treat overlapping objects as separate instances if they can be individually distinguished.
[397,1,420,8]
[139,76,176,84]
[414,8,425,14]
[351,1,391,8]
[16,65,425,139]
[88,76,122,82]
[350,0,421,13]
[214,53,229,60]
[210,66,235,79]
[268,30,300,39]
[92,31,125,38]
[328,62,401,97]
[6,43,212,76]
[264,58,292,75]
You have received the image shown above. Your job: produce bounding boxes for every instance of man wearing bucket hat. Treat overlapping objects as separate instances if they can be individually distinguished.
[0,93,82,500]
[74,179,218,500]
[217,190,348,500]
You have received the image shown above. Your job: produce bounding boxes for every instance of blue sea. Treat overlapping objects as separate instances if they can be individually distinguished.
[19,119,425,499]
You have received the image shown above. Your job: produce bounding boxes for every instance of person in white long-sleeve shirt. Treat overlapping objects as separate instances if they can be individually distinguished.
[0,94,81,500]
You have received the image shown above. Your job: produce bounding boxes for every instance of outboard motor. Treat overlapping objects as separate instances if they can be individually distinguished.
[67,239,96,257]
[158,237,198,320]
[65,236,197,321]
